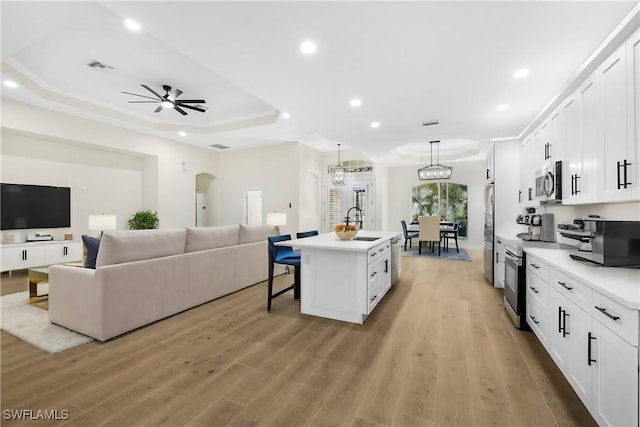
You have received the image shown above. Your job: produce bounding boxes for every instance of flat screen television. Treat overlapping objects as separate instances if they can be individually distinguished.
[1,183,71,230]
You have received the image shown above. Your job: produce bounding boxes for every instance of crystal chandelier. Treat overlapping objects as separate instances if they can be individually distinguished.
[417,140,453,180]
[331,143,347,185]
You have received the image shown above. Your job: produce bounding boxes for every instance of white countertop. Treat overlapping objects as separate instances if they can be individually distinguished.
[282,231,402,252]
[524,247,640,310]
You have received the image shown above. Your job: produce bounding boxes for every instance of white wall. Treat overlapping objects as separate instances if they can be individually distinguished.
[1,131,143,242]
[1,100,219,229]
[298,143,323,233]
[387,160,487,248]
[215,142,300,235]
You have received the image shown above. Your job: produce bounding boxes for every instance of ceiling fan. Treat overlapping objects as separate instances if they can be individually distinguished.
[122,84,206,116]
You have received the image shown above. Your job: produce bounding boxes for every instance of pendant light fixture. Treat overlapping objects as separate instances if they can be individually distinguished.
[331,143,347,186]
[417,140,453,180]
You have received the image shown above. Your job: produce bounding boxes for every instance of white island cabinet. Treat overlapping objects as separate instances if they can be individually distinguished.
[285,231,401,324]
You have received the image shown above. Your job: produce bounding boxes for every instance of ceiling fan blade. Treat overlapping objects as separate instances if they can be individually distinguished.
[175,99,206,104]
[128,101,160,103]
[177,103,206,113]
[141,84,163,99]
[122,91,158,100]
[169,89,182,101]
[154,105,163,113]
[174,105,188,116]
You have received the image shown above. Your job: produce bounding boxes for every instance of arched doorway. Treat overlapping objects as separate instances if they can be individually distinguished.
[195,173,215,226]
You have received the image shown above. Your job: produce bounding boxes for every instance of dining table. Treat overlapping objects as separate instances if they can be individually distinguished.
[408,221,456,251]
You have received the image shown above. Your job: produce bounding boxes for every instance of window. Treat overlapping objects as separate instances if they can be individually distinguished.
[411,182,468,237]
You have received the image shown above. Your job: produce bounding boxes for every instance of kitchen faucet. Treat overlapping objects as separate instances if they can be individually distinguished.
[345,206,363,229]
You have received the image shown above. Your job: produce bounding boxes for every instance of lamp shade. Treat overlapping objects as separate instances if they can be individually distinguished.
[266,212,287,227]
[88,214,117,231]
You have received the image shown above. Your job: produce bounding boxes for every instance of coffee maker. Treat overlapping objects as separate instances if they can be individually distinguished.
[516,212,556,242]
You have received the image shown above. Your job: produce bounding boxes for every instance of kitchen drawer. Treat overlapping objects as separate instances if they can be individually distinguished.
[527,296,551,351]
[550,269,592,313]
[527,272,550,310]
[526,254,549,282]
[367,241,390,264]
[592,291,639,346]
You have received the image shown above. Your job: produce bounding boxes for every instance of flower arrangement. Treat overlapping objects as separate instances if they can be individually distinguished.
[334,224,358,240]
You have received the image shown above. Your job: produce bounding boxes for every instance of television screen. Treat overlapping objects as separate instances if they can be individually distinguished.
[1,183,71,230]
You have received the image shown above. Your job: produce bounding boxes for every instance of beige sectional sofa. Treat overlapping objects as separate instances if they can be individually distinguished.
[49,224,276,341]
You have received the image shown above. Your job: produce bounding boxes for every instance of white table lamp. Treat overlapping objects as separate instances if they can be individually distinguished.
[266,212,287,235]
[88,214,117,236]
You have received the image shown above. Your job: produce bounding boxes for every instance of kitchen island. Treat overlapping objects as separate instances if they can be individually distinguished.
[285,231,402,324]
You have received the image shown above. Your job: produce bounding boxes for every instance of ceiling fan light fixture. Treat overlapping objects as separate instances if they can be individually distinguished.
[417,140,453,181]
[161,100,174,109]
[331,143,347,186]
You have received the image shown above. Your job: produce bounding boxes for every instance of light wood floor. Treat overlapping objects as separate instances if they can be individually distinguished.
[0,250,596,427]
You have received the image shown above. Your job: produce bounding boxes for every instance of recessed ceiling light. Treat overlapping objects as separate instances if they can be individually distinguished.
[282,112,291,119]
[178,131,186,136]
[300,41,317,54]
[513,68,530,78]
[124,18,141,32]
[3,80,18,88]
[497,104,509,111]
[350,99,362,107]
[370,122,380,128]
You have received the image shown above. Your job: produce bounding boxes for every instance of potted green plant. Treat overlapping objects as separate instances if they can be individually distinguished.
[127,210,159,230]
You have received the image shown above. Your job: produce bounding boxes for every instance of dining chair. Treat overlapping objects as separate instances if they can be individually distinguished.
[418,216,442,256]
[267,235,301,311]
[442,220,461,253]
[296,230,319,239]
[400,220,419,251]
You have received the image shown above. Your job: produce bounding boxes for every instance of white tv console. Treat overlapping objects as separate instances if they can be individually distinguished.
[1,241,82,272]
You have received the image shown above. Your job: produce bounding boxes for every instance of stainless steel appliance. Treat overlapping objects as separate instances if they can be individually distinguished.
[570,220,640,267]
[515,213,555,242]
[503,240,526,329]
[483,184,494,284]
[536,161,563,204]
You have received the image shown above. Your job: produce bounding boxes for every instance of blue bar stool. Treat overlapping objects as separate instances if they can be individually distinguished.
[267,235,301,311]
[296,230,318,239]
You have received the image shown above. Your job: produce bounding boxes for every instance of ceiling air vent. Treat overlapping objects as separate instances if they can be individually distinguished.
[210,144,230,150]
[87,59,113,70]
[422,120,439,126]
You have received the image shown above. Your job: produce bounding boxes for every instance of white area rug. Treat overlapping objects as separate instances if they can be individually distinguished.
[0,286,93,353]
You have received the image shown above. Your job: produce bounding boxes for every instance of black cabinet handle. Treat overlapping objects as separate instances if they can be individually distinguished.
[528,187,533,201]
[562,310,570,337]
[370,295,377,302]
[530,263,540,269]
[617,159,632,189]
[370,271,377,278]
[574,175,580,194]
[530,315,540,325]
[384,259,388,274]
[588,332,597,366]
[518,190,522,204]
[557,281,573,291]
[497,239,502,244]
[594,306,621,321]
[558,306,563,333]
[529,286,539,294]
[486,169,490,179]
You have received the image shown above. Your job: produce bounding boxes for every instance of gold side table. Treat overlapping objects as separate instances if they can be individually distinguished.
[28,267,49,304]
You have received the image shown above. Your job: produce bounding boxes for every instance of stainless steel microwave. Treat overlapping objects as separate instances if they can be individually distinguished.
[536,161,563,204]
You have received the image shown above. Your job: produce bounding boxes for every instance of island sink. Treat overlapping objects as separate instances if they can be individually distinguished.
[352,236,382,241]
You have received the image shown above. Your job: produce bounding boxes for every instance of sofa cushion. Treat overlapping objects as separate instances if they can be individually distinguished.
[96,229,187,267]
[185,225,240,253]
[81,235,100,269]
[238,224,277,245]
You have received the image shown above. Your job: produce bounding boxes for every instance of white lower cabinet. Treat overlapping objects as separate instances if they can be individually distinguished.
[1,241,82,272]
[526,254,639,427]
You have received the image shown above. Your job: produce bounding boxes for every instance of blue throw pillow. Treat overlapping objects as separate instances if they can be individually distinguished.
[82,235,100,269]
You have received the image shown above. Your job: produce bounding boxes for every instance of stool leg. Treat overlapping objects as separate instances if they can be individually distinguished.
[267,259,274,311]
[294,266,301,300]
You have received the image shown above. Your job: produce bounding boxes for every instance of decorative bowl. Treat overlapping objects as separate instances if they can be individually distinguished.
[335,230,358,240]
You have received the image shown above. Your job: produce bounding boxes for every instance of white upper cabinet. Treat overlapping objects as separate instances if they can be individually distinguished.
[548,107,563,166]
[563,75,599,204]
[597,29,640,202]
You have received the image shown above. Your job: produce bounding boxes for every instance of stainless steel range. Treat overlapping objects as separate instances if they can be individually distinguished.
[503,240,525,329]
